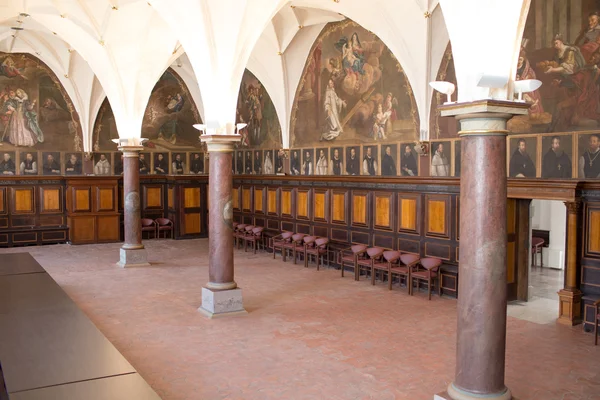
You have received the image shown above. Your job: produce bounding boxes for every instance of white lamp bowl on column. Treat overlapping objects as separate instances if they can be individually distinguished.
[236,123,247,133]
[513,79,542,102]
[193,124,207,135]
[429,81,456,104]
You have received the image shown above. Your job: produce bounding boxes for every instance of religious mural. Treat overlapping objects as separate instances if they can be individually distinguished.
[290,19,419,148]
[0,53,83,162]
[236,69,282,149]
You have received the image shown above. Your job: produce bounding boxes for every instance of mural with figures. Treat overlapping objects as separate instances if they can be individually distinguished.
[0,53,82,153]
[290,19,419,148]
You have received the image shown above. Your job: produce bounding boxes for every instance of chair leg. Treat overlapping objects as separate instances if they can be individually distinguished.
[428,277,432,300]
[316,254,320,271]
[438,276,442,297]
[388,271,392,290]
[273,245,276,259]
[595,318,598,346]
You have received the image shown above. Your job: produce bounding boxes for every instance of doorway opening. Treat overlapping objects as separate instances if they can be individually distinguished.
[507,199,566,324]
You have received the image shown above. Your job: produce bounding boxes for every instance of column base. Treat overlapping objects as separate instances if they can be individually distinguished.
[117,248,150,268]
[198,287,247,319]
[557,288,583,326]
[435,383,512,400]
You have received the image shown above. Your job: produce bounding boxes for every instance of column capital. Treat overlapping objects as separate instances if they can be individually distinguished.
[118,145,144,157]
[564,200,582,214]
[200,134,241,153]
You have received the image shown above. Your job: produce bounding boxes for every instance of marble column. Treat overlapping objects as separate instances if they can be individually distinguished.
[197,134,247,318]
[435,100,529,400]
[557,201,583,325]
[117,145,149,267]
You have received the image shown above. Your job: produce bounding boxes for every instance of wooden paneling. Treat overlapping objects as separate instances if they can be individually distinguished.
[168,187,174,209]
[425,195,450,239]
[184,187,201,208]
[73,188,91,212]
[297,189,310,220]
[398,197,418,234]
[425,242,451,260]
[97,215,120,241]
[352,191,368,227]
[0,188,5,214]
[12,188,34,213]
[184,213,202,234]
[588,209,600,254]
[70,216,95,243]
[267,189,278,216]
[232,187,240,211]
[144,187,163,208]
[282,189,293,217]
[374,192,393,231]
[331,191,347,225]
[242,188,251,212]
[97,188,115,212]
[254,187,264,214]
[40,188,61,213]
[313,190,328,222]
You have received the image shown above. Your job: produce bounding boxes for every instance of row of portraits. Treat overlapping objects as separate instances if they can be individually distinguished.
[0,151,207,176]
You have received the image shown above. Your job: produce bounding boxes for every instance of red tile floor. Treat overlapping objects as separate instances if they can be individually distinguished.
[1,240,599,400]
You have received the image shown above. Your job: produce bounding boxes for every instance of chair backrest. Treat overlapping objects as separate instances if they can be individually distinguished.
[351,244,367,254]
[252,227,264,236]
[233,222,239,228]
[236,224,247,232]
[303,236,317,246]
[244,225,255,232]
[281,231,294,240]
[291,233,306,242]
[141,218,154,227]
[156,218,172,227]
[400,253,420,266]
[366,247,384,258]
[532,237,544,247]
[420,257,442,271]
[383,250,401,263]
[315,237,329,247]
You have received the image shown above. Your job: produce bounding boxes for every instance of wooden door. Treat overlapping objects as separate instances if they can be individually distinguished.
[507,198,531,301]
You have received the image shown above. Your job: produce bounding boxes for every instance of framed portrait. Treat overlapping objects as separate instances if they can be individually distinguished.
[0,151,17,176]
[345,146,360,176]
[508,137,537,178]
[454,141,461,178]
[172,152,186,175]
[430,141,451,177]
[65,152,83,176]
[235,150,244,174]
[113,152,124,175]
[541,135,573,179]
[399,143,418,177]
[301,148,314,176]
[244,150,253,174]
[138,152,151,175]
[577,133,600,179]
[253,149,263,175]
[263,150,274,175]
[315,148,329,175]
[93,152,111,176]
[380,144,397,176]
[153,152,169,174]
[19,151,38,175]
[329,147,343,176]
[362,145,378,176]
[275,149,286,174]
[189,152,204,174]
[42,152,62,175]
[289,149,301,175]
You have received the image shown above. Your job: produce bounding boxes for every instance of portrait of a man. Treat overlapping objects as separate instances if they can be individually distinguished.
[431,142,450,177]
[275,149,286,174]
[362,145,378,176]
[172,153,186,175]
[290,150,300,175]
[302,149,314,175]
[139,153,150,175]
[94,153,111,175]
[400,144,417,177]
[244,151,253,174]
[330,147,343,175]
[579,133,600,178]
[380,145,397,176]
[542,136,572,178]
[154,153,168,174]
[236,151,244,174]
[113,152,124,175]
[0,152,16,175]
[509,138,536,178]
[20,152,37,175]
[315,148,328,175]
[190,152,204,174]
[454,141,461,177]
[263,150,274,175]
[43,152,62,175]
[254,150,263,175]
[346,146,360,176]
[65,153,82,175]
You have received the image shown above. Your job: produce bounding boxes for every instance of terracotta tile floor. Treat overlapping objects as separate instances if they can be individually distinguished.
[1,240,599,400]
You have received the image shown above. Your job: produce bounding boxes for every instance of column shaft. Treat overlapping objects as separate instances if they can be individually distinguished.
[123,151,143,249]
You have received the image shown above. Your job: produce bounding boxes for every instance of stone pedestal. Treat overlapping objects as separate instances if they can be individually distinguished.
[117,145,149,268]
[557,201,583,325]
[198,134,246,317]
[435,100,529,400]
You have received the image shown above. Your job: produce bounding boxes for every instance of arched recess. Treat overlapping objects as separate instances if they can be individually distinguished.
[92,67,203,154]
[289,19,419,149]
[0,52,84,153]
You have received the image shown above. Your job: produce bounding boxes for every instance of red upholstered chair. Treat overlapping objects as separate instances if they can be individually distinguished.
[356,247,384,281]
[531,237,544,268]
[156,218,174,239]
[305,237,329,270]
[282,233,306,263]
[236,225,254,249]
[244,227,264,254]
[234,223,247,247]
[339,244,367,280]
[410,257,442,300]
[390,253,419,292]
[371,250,400,286]
[141,218,157,239]
[594,299,600,345]
[297,236,316,265]
[272,231,293,259]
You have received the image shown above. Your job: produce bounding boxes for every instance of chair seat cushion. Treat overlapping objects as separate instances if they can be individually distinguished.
[357,259,372,266]
[306,248,326,255]
[372,262,388,270]
[390,266,408,274]
[412,270,437,279]
[340,255,355,263]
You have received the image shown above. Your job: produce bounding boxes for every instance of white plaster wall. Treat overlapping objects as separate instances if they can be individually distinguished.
[530,199,566,270]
